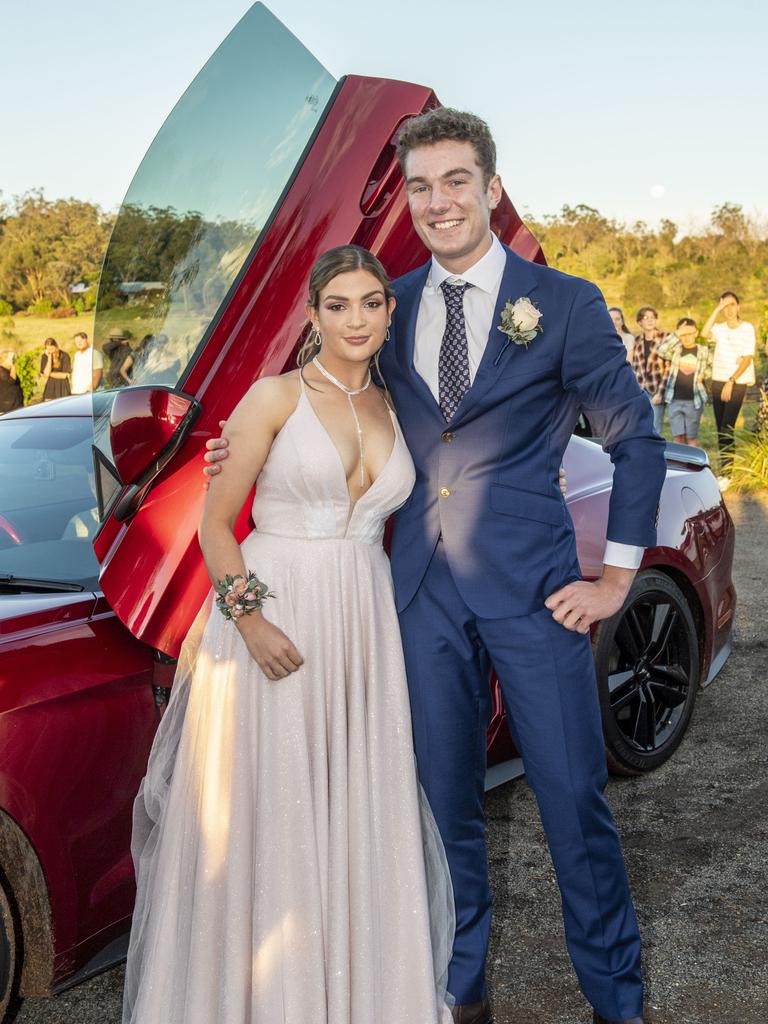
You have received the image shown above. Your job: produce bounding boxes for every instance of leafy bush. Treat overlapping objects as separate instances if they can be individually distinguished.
[50,306,75,319]
[0,300,13,317]
[29,298,53,317]
[1,316,16,341]
[14,348,43,404]
[727,429,768,492]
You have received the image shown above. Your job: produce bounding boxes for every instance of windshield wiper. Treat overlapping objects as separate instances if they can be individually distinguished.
[0,573,85,593]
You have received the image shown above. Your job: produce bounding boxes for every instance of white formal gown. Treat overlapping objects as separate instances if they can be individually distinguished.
[122,375,455,1024]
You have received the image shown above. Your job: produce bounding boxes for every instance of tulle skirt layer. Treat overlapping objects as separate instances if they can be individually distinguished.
[122,532,454,1024]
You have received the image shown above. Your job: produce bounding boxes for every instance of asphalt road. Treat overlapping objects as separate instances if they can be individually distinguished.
[17,493,768,1024]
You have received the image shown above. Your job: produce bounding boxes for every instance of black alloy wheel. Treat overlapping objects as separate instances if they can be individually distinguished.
[593,571,700,775]
[0,873,21,1024]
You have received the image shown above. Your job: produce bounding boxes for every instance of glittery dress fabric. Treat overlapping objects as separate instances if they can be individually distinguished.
[122,380,456,1024]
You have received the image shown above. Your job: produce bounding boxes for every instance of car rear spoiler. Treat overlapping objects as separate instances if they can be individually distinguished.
[663,441,709,469]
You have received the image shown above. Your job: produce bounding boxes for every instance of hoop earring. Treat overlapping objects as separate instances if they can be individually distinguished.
[313,328,322,347]
[385,325,391,343]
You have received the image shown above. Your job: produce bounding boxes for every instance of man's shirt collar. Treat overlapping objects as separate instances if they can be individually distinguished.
[428,232,506,293]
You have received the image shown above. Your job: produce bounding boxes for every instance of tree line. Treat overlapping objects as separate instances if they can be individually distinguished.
[0,190,766,337]
[525,202,767,333]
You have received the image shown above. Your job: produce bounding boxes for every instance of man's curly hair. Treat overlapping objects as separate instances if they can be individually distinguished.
[395,107,497,187]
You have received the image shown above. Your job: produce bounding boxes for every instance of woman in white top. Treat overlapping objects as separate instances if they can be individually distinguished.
[608,307,635,360]
[702,290,756,485]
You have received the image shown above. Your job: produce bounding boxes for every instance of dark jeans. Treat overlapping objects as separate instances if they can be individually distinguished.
[711,379,747,467]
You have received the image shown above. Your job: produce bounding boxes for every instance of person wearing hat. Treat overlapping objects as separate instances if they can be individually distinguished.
[102,327,133,388]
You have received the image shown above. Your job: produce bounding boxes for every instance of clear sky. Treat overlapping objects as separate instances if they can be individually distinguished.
[2,0,766,230]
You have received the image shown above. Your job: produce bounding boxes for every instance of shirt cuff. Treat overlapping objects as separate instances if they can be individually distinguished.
[603,541,644,570]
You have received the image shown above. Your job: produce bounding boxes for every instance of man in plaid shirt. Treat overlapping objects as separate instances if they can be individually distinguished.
[631,306,668,434]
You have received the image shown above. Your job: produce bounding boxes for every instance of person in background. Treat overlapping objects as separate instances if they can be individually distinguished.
[40,338,71,401]
[70,331,103,394]
[656,318,712,446]
[756,332,768,436]
[119,334,155,385]
[0,350,24,414]
[631,307,668,434]
[102,328,133,387]
[608,307,635,360]
[702,291,756,489]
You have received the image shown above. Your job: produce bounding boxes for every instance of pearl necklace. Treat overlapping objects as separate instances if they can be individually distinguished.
[312,356,372,489]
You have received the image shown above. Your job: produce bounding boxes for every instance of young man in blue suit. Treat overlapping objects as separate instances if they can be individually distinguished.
[205,108,665,1024]
[378,108,665,1024]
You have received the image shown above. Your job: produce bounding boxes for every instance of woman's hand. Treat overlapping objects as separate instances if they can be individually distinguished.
[652,392,663,405]
[238,615,304,680]
[721,380,734,403]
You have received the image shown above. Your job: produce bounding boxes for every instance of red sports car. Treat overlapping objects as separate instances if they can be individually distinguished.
[0,3,735,1019]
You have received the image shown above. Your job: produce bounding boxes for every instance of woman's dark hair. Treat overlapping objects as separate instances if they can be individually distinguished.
[635,306,658,324]
[396,107,497,187]
[607,307,630,333]
[719,290,740,304]
[676,317,697,329]
[43,337,61,368]
[298,245,393,391]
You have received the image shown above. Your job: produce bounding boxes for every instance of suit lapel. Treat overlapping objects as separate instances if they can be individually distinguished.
[450,246,539,425]
[394,261,442,414]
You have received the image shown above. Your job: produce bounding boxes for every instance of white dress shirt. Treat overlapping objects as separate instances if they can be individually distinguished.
[413,233,643,571]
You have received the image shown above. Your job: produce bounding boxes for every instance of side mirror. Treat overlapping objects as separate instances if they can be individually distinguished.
[108,387,201,521]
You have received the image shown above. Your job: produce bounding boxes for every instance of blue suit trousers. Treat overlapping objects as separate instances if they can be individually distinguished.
[398,541,645,1020]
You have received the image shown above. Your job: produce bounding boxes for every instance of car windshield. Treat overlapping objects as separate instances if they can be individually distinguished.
[0,416,100,588]
[93,2,336,392]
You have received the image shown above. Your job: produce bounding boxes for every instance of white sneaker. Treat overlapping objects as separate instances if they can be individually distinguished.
[717,476,731,492]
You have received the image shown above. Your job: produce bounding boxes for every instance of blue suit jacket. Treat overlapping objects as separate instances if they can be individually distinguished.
[380,244,667,618]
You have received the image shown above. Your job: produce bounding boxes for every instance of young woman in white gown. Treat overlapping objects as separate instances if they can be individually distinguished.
[122,245,455,1024]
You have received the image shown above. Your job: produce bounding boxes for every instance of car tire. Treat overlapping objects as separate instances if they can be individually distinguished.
[0,873,21,1024]
[593,571,699,776]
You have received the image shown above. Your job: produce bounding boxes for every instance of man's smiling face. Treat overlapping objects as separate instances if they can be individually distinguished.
[404,139,502,275]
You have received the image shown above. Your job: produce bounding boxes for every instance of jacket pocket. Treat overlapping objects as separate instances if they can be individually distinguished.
[489,484,566,526]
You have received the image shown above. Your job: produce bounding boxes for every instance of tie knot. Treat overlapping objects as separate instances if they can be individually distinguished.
[440,280,472,305]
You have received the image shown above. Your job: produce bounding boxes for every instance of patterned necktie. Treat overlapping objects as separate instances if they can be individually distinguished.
[438,280,473,421]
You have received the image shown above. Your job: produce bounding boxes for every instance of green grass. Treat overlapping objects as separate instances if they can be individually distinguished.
[3,312,96,354]
[658,397,761,473]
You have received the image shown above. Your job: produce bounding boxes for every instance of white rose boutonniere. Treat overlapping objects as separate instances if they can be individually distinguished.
[495,296,544,362]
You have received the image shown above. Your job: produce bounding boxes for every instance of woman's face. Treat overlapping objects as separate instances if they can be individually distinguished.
[309,269,395,365]
[609,310,623,334]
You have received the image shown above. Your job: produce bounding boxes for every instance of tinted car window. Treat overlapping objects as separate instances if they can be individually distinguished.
[93,3,336,392]
[0,416,100,587]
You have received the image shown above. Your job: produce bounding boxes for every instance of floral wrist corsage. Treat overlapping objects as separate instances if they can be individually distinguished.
[215,571,275,621]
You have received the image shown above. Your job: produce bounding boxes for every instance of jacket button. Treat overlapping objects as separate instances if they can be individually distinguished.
[440,487,451,497]
[441,431,454,443]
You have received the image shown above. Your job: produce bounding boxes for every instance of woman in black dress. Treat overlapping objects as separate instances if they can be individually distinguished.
[0,350,24,414]
[40,338,71,401]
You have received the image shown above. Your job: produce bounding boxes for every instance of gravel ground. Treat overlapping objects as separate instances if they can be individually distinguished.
[16,493,768,1024]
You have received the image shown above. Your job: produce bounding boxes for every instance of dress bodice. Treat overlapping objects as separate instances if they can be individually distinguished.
[250,379,415,545]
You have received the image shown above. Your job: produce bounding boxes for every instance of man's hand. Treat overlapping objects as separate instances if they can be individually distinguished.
[652,392,663,405]
[203,420,230,488]
[559,466,567,497]
[545,566,635,634]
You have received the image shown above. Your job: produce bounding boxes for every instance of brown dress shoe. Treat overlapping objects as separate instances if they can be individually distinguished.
[451,999,494,1024]
[593,1012,645,1024]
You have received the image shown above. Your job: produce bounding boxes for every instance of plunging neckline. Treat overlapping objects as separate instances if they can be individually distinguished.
[299,385,398,524]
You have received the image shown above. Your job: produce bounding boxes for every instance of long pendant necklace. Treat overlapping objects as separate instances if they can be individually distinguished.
[312,356,372,489]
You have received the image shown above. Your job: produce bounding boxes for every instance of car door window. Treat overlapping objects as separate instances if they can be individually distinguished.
[0,417,100,586]
[94,3,337,394]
